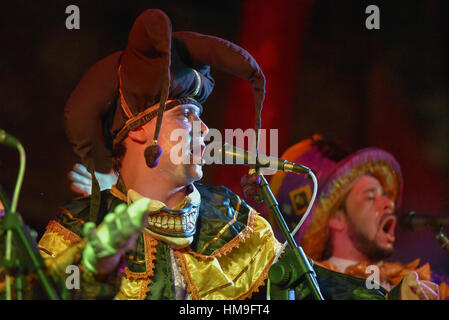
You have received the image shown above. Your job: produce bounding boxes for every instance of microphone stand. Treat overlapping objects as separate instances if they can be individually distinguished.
[258,173,324,300]
[435,226,449,254]
[402,211,449,255]
[0,131,60,300]
[0,196,60,300]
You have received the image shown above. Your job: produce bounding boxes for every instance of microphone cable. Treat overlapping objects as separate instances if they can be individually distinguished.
[266,169,318,300]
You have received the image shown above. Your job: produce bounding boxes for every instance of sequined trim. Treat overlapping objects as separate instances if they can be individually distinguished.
[188,208,258,261]
[123,233,158,300]
[174,228,276,300]
[198,196,242,254]
[126,255,146,265]
[118,65,134,119]
[110,185,128,202]
[59,206,86,225]
[45,220,81,244]
[203,233,275,300]
[188,69,201,98]
[173,250,201,300]
[234,249,276,300]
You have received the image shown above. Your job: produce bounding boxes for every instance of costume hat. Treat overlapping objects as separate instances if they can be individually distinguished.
[64,9,265,172]
[63,9,265,220]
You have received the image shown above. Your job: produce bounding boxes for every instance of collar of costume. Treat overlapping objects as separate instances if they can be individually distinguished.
[111,178,200,249]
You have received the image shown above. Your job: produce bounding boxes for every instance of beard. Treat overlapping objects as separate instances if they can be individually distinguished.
[346,216,394,262]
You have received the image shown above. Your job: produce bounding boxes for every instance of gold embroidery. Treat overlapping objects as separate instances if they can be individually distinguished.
[209,208,257,258]
[127,255,146,265]
[174,215,279,300]
[198,232,272,298]
[118,65,134,119]
[174,250,202,300]
[59,207,86,225]
[110,185,127,202]
[121,233,158,300]
[188,69,201,98]
[45,220,81,244]
[198,196,242,254]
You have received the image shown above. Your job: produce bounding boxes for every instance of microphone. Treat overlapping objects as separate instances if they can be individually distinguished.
[204,142,311,174]
[0,129,21,148]
[399,211,449,231]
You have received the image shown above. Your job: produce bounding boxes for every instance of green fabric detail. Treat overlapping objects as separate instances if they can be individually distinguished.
[352,287,385,300]
[126,233,147,273]
[52,191,125,238]
[87,165,101,223]
[386,280,403,300]
[191,183,251,256]
[312,265,387,300]
[146,241,174,300]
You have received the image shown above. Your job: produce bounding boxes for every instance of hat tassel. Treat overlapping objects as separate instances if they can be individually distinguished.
[144,140,162,168]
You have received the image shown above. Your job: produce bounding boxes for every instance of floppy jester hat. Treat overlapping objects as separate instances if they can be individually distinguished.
[64,9,265,218]
[269,134,403,261]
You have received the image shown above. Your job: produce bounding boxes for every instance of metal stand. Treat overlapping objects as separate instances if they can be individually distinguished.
[401,211,449,255]
[0,190,60,300]
[435,226,449,254]
[258,173,324,300]
[0,129,60,300]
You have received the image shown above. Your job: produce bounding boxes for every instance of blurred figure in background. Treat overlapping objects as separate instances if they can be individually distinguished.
[266,134,449,299]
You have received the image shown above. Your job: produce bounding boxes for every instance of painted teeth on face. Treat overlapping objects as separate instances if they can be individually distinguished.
[168,217,175,229]
[147,208,198,234]
[161,216,168,228]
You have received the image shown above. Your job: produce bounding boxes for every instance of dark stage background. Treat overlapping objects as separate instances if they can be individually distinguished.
[1,1,448,273]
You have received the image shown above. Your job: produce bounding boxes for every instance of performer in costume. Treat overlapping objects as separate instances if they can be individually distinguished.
[35,10,388,300]
[266,134,448,299]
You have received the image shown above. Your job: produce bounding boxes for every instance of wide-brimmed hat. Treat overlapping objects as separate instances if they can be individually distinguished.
[269,134,403,260]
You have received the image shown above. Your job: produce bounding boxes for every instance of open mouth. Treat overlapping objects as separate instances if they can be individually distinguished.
[379,214,397,242]
[189,143,205,165]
